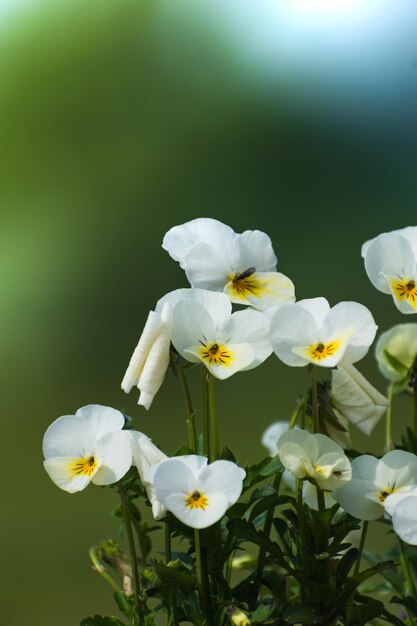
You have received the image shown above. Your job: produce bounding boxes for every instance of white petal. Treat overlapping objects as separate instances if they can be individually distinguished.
[137,331,171,410]
[391,496,417,544]
[75,405,125,439]
[220,309,272,367]
[331,364,388,435]
[165,491,230,529]
[162,218,235,267]
[303,482,336,510]
[297,297,330,328]
[184,342,256,379]
[43,457,93,493]
[157,288,231,328]
[333,479,383,521]
[270,303,319,367]
[321,302,377,365]
[384,489,417,517]
[184,242,234,291]
[383,274,417,314]
[231,229,277,273]
[43,414,96,459]
[314,451,352,491]
[128,431,168,519]
[199,461,245,506]
[375,450,417,491]
[92,431,132,486]
[262,421,291,456]
[314,433,347,457]
[292,334,350,368]
[375,323,417,382]
[171,300,217,360]
[278,429,319,460]
[363,232,416,293]
[351,455,379,482]
[149,457,205,504]
[224,272,295,311]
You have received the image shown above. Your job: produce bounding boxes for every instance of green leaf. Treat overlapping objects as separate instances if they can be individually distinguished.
[383,349,409,375]
[221,446,237,462]
[226,519,288,570]
[154,562,197,593]
[391,594,417,613]
[250,602,275,623]
[249,494,293,522]
[80,617,126,626]
[282,605,322,624]
[336,548,359,588]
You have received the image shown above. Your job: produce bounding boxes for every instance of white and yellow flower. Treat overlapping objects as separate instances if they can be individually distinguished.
[375,323,417,382]
[388,493,417,545]
[162,218,295,310]
[333,450,417,521]
[158,288,272,379]
[277,429,351,491]
[146,455,246,528]
[128,431,168,520]
[43,405,132,493]
[362,226,417,313]
[269,297,377,368]
[331,363,388,435]
[121,301,172,410]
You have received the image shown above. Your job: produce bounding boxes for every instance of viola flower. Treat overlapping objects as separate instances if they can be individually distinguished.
[269,297,377,368]
[375,323,417,383]
[128,431,168,520]
[333,450,417,521]
[388,494,417,545]
[146,455,246,528]
[121,301,172,410]
[277,429,351,491]
[43,405,132,493]
[158,288,272,379]
[162,218,295,310]
[361,226,417,313]
[331,363,388,436]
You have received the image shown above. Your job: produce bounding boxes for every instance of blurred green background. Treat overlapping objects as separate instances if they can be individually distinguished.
[2,0,417,623]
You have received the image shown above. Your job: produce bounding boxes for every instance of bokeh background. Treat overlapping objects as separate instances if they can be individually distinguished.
[2,0,417,624]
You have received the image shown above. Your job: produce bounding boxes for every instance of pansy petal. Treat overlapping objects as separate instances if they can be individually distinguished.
[185,342,255,379]
[184,242,233,291]
[75,405,125,439]
[375,450,417,491]
[171,301,217,360]
[136,331,171,409]
[262,421,291,456]
[270,304,319,366]
[314,451,351,490]
[150,458,202,504]
[92,431,132,485]
[278,442,313,478]
[383,275,417,314]
[43,415,96,459]
[165,491,230,529]
[383,489,417,517]
[297,297,330,328]
[224,272,295,310]
[363,232,416,294]
[162,218,235,267]
[44,457,93,493]
[391,496,417,545]
[333,478,383,520]
[231,229,277,273]
[220,309,272,367]
[158,288,232,328]
[321,302,377,365]
[351,455,379,482]
[199,461,245,506]
[278,429,319,460]
[292,336,349,368]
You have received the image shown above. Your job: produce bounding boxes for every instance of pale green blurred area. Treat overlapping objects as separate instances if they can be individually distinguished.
[1,1,417,624]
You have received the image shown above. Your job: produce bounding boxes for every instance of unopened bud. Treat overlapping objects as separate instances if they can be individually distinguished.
[229,608,251,625]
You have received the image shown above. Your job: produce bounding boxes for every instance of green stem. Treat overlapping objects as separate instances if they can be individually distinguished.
[89,546,121,592]
[202,368,211,459]
[194,529,210,615]
[400,538,417,603]
[385,383,394,452]
[413,373,417,438]
[354,521,368,576]
[251,473,282,609]
[311,365,320,433]
[176,358,197,452]
[296,479,307,601]
[165,523,179,626]
[316,486,326,513]
[289,395,308,430]
[118,484,145,626]
[207,373,220,461]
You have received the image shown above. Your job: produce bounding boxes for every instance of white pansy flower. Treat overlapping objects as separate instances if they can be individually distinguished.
[270,297,377,368]
[362,226,417,313]
[277,429,351,491]
[331,363,388,436]
[388,494,417,545]
[122,302,172,410]
[43,405,132,493]
[375,323,417,382]
[147,455,246,529]
[262,421,292,457]
[333,450,417,521]
[158,288,272,380]
[162,218,295,311]
[128,431,168,520]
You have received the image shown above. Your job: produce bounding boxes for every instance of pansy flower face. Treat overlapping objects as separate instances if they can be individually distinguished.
[269,297,377,368]
[158,288,272,379]
[43,405,132,493]
[162,218,295,310]
[333,450,417,521]
[146,455,246,528]
[362,226,417,313]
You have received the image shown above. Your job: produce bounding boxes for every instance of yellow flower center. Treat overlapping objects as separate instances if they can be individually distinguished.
[388,277,417,307]
[377,487,395,502]
[185,490,208,510]
[229,267,263,299]
[307,341,340,361]
[70,456,98,477]
[199,342,233,366]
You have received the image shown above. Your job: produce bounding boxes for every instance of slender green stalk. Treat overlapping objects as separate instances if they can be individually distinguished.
[289,395,308,430]
[353,521,368,576]
[251,472,282,609]
[413,371,417,437]
[194,529,210,615]
[385,383,394,452]
[296,479,307,601]
[311,365,320,433]
[400,538,417,603]
[202,368,211,458]
[207,373,220,461]
[89,545,121,592]
[176,358,197,452]
[118,484,145,626]
[165,524,179,626]
[316,486,326,513]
